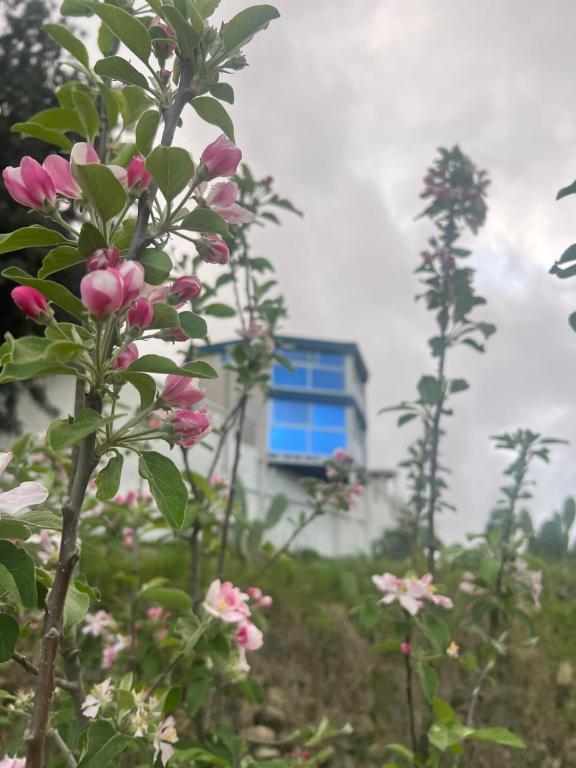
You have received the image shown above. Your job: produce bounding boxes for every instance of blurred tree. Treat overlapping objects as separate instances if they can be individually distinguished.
[0,0,73,431]
[529,497,576,560]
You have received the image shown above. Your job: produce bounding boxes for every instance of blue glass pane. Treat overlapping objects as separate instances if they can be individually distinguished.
[317,352,344,368]
[311,430,346,455]
[312,403,346,427]
[272,400,309,424]
[311,369,345,391]
[273,364,307,387]
[281,349,310,363]
[269,427,308,453]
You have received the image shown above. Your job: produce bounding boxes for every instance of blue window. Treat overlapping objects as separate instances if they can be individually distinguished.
[312,369,345,391]
[318,352,344,368]
[268,398,347,457]
[272,349,348,393]
[273,365,307,387]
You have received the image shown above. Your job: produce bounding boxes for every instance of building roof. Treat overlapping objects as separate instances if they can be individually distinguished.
[201,334,369,382]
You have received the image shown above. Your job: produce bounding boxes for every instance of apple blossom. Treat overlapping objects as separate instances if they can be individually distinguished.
[80,268,124,317]
[81,677,114,719]
[70,142,100,165]
[153,717,178,767]
[372,573,424,616]
[169,275,203,304]
[101,635,130,669]
[204,579,251,623]
[113,343,139,370]
[127,298,154,330]
[87,247,120,272]
[205,181,254,224]
[43,154,81,198]
[446,641,460,658]
[127,155,151,189]
[0,452,48,515]
[169,408,211,447]
[82,610,117,638]
[3,156,56,210]
[161,375,205,408]
[0,756,26,768]
[11,286,49,321]
[235,620,263,651]
[118,261,145,306]
[196,234,229,265]
[200,134,242,179]
[400,642,411,656]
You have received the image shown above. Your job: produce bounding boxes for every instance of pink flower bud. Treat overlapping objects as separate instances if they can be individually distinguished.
[127,155,151,189]
[11,286,49,320]
[168,327,188,342]
[80,268,124,317]
[70,142,100,165]
[206,181,254,224]
[161,375,205,408]
[235,620,263,651]
[169,275,203,304]
[43,154,81,198]
[400,642,411,656]
[200,134,242,179]
[196,234,229,265]
[2,156,56,210]
[113,343,139,369]
[87,247,120,271]
[127,297,154,329]
[118,261,145,306]
[169,408,211,447]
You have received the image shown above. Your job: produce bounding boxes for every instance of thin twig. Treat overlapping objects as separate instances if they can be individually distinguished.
[11,652,78,693]
[250,508,320,583]
[49,729,77,768]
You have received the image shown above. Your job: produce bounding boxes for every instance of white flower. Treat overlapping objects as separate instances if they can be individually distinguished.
[82,610,117,638]
[0,756,26,768]
[153,716,178,766]
[0,452,48,515]
[81,677,114,719]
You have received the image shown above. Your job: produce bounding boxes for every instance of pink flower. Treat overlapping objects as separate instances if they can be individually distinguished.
[11,286,49,320]
[118,261,145,306]
[127,155,151,189]
[238,321,269,341]
[43,154,81,198]
[410,573,454,609]
[169,408,211,447]
[87,247,120,272]
[168,327,189,342]
[146,606,165,621]
[101,635,129,669]
[446,641,460,658]
[169,275,203,304]
[196,234,229,265]
[235,620,263,651]
[0,756,26,768]
[70,142,100,165]
[80,268,124,317]
[82,610,117,638]
[200,134,242,179]
[205,181,254,224]
[400,642,411,656]
[3,156,56,209]
[161,375,205,408]
[333,449,354,464]
[204,579,251,623]
[113,343,139,369]
[153,717,178,767]
[247,587,273,609]
[0,452,49,515]
[127,297,154,329]
[372,573,424,616]
[143,283,169,304]
[122,527,135,549]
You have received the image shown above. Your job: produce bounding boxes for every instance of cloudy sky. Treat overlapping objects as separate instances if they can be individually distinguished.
[184,0,576,541]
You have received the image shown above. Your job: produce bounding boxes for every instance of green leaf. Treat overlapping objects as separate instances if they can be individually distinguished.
[61,0,93,16]
[209,82,234,104]
[181,207,229,237]
[416,663,438,705]
[163,686,182,714]
[135,109,161,156]
[204,302,236,318]
[94,56,150,89]
[556,180,576,201]
[98,20,117,55]
[450,378,469,394]
[119,86,153,128]
[138,452,188,529]
[194,0,221,18]
[72,163,127,222]
[38,247,82,279]
[0,614,19,663]
[127,354,217,378]
[151,303,180,329]
[47,409,110,452]
[146,146,194,201]
[44,23,90,67]
[421,613,451,652]
[63,580,91,634]
[95,454,124,501]
[0,226,70,256]
[0,541,37,608]
[0,519,31,540]
[10,122,72,150]
[72,90,100,142]
[222,5,280,53]
[468,728,525,749]
[24,108,84,134]
[160,5,201,56]
[398,412,418,427]
[418,375,443,405]
[121,372,157,410]
[91,3,152,63]
[77,721,134,768]
[78,222,107,258]
[428,722,473,751]
[140,586,193,611]
[191,96,235,142]
[179,311,207,339]
[20,510,62,531]
[138,249,172,285]
[265,493,288,527]
[2,267,84,320]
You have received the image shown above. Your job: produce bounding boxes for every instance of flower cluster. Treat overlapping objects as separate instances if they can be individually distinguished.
[204,579,264,672]
[307,449,366,513]
[514,559,543,609]
[160,375,212,448]
[372,572,454,616]
[81,610,129,670]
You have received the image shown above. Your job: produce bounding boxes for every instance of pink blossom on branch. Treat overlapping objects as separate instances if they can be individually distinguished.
[200,134,242,179]
[80,268,124,317]
[87,247,120,272]
[372,572,453,616]
[113,343,139,370]
[0,756,26,768]
[203,579,251,623]
[169,275,203,305]
[43,154,81,198]
[81,677,114,719]
[70,142,100,165]
[169,408,211,447]
[3,156,56,210]
[153,717,178,767]
[127,155,151,190]
[196,234,229,265]
[0,452,49,515]
[11,286,50,320]
[161,375,205,408]
[235,620,263,651]
[118,261,145,306]
[205,181,254,224]
[127,298,154,330]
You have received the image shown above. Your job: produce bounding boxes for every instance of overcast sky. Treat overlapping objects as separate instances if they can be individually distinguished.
[80,1,576,540]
